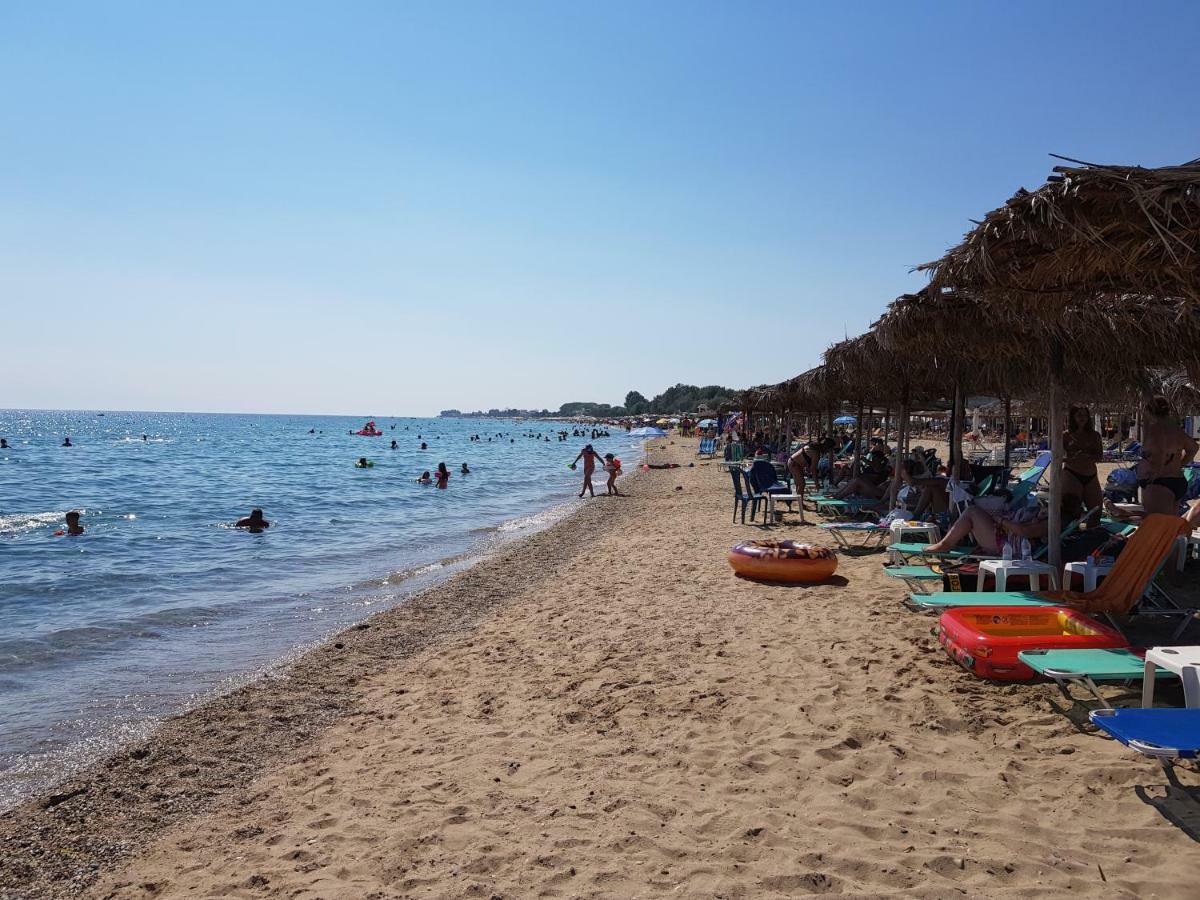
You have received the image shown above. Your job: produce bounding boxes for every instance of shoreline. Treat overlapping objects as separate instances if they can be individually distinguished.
[0,469,643,899]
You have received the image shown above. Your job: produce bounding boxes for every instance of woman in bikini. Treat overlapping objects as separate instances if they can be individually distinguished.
[1062,405,1103,526]
[1137,395,1198,516]
[787,436,835,496]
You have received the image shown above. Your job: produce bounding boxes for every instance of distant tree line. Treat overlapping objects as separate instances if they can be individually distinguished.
[440,384,738,419]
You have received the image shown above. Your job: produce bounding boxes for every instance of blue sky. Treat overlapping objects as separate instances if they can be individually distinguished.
[3,1,1198,415]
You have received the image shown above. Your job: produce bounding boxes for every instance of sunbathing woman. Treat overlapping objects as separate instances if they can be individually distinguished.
[921,503,1049,555]
[1063,405,1104,526]
[1137,395,1198,516]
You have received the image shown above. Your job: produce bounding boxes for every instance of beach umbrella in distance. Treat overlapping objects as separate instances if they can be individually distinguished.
[698,418,717,428]
[833,415,856,425]
[630,427,668,437]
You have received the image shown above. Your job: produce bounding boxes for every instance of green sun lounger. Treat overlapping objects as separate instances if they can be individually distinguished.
[884,565,943,580]
[1018,648,1176,706]
[904,590,1057,611]
[888,542,974,561]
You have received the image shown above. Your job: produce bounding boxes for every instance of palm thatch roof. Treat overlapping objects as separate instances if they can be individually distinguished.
[874,288,1200,404]
[919,156,1200,309]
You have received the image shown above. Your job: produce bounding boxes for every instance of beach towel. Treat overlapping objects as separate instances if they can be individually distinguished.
[1037,514,1189,615]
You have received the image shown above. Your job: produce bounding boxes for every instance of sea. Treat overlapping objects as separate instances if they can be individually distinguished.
[0,409,639,810]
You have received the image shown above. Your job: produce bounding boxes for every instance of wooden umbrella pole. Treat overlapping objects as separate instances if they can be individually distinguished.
[890,388,909,507]
[1003,397,1012,488]
[853,398,864,477]
[1048,341,1065,573]
[948,384,962,472]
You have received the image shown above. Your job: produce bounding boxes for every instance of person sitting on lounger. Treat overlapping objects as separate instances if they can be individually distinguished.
[832,448,891,500]
[921,502,1049,555]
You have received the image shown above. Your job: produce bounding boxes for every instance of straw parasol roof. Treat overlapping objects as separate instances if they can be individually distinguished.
[919,156,1200,310]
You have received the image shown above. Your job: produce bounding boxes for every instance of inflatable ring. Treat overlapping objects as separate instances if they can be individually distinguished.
[728,540,837,583]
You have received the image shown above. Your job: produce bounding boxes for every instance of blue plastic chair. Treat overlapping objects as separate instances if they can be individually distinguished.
[730,469,759,524]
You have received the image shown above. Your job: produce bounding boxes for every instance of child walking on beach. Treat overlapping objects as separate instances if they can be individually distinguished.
[603,453,622,496]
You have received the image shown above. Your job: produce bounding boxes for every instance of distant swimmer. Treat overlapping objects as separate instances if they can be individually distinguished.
[460,462,470,474]
[417,471,432,484]
[55,510,85,537]
[391,440,399,449]
[435,462,450,489]
[234,508,270,532]
[0,438,8,449]
[308,428,315,434]
[420,442,428,450]
[355,457,374,468]
[142,434,148,441]
[62,437,73,447]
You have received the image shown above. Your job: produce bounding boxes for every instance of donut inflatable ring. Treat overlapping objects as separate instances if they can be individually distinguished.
[728,541,837,583]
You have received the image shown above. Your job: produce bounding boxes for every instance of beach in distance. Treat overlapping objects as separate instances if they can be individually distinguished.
[0,409,636,813]
[2,434,1198,899]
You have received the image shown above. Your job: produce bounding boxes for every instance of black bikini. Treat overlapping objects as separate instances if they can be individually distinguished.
[1138,476,1188,500]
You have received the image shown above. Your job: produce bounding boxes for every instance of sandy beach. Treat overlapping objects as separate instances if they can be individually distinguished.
[3,437,1199,899]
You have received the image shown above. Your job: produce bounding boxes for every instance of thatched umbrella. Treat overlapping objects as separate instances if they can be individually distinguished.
[878,283,1200,569]
[919,156,1200,311]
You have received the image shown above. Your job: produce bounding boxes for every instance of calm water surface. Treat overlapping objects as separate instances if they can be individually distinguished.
[0,410,637,809]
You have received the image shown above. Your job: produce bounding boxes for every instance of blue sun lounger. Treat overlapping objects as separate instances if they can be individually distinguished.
[1089,707,1200,760]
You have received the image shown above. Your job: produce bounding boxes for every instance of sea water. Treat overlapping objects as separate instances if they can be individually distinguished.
[0,410,639,809]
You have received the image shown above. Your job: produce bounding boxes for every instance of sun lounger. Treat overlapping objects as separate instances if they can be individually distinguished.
[698,437,717,459]
[1017,647,1176,706]
[818,521,889,550]
[811,497,880,519]
[1089,707,1200,760]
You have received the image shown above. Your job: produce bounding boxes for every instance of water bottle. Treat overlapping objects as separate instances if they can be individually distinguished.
[1001,538,1013,562]
[1020,537,1032,561]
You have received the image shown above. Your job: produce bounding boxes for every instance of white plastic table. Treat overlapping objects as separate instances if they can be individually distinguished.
[978,558,1059,592]
[888,521,940,546]
[766,493,807,523]
[1062,560,1114,592]
[1141,646,1200,709]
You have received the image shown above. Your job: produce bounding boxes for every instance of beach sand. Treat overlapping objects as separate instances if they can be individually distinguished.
[4,438,1199,899]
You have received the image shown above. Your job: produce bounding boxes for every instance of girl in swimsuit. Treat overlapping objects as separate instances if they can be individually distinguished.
[1137,395,1198,516]
[1062,405,1103,526]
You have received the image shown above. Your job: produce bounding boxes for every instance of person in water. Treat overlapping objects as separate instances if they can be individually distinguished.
[63,510,85,536]
[420,442,428,450]
[142,434,148,441]
[1138,394,1198,515]
[603,453,622,496]
[355,457,372,468]
[1062,405,1103,526]
[435,462,450,488]
[62,437,73,447]
[0,438,8,449]
[460,462,470,474]
[572,444,603,498]
[417,471,432,484]
[234,508,270,532]
[391,440,398,449]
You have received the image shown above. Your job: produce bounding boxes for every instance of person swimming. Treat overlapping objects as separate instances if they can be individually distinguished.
[417,471,432,484]
[420,442,428,450]
[234,508,270,532]
[142,434,148,441]
[62,437,73,447]
[355,457,373,468]
[391,440,399,449]
[0,438,8,449]
[63,510,85,536]
[461,462,470,474]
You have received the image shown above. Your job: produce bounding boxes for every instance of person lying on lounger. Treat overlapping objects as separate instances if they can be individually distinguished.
[921,502,1049,555]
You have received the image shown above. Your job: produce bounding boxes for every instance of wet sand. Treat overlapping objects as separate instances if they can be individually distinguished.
[3,438,1199,899]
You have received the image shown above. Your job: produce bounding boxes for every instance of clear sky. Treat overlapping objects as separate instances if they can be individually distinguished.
[3,2,1198,416]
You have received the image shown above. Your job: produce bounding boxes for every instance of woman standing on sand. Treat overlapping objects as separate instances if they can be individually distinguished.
[1062,405,1103,525]
[1137,395,1197,516]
